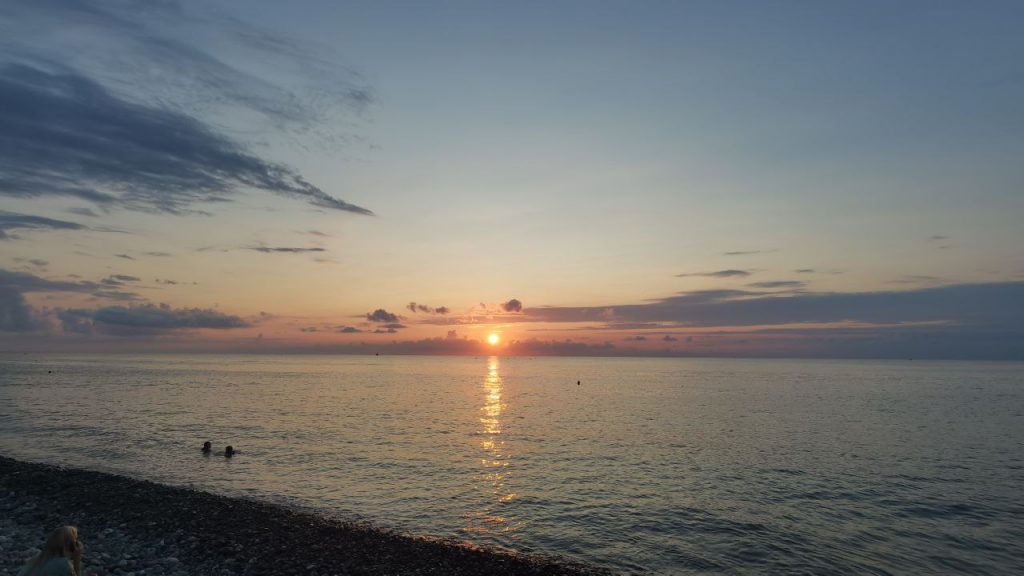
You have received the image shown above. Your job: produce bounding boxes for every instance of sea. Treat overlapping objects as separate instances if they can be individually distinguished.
[0,354,1021,574]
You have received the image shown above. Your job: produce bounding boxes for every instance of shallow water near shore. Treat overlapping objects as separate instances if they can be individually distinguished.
[1,354,1022,574]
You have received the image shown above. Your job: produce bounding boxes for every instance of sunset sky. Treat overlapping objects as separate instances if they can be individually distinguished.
[1,0,1022,358]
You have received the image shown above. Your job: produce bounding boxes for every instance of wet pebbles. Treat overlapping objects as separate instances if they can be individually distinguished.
[1,456,611,575]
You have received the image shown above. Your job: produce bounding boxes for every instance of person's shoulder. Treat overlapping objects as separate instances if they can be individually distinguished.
[41,557,74,576]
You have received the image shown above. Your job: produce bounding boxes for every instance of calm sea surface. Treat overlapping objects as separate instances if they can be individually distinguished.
[0,354,1022,574]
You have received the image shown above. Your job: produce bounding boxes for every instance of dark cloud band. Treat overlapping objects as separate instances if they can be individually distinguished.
[0,210,87,239]
[0,63,372,216]
[59,303,248,335]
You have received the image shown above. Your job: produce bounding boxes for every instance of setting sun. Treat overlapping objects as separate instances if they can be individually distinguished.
[487,333,500,346]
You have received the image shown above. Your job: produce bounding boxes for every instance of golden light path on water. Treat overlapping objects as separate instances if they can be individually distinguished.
[464,356,521,537]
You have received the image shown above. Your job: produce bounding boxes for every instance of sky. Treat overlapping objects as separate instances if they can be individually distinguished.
[1,0,1022,359]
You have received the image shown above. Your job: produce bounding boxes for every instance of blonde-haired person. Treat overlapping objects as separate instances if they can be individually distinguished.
[18,526,85,576]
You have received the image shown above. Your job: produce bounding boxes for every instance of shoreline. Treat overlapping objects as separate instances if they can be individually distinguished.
[0,455,611,575]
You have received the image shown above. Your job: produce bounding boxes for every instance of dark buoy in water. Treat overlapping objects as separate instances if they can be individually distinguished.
[224,445,235,457]
[577,380,581,385]
[48,370,52,374]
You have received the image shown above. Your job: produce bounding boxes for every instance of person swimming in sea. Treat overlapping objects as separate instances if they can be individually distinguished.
[201,441,212,454]
[224,445,236,457]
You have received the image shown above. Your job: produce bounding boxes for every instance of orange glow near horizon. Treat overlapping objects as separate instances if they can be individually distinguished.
[487,333,500,346]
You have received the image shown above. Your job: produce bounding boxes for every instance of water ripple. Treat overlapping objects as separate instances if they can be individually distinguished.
[1,354,1023,574]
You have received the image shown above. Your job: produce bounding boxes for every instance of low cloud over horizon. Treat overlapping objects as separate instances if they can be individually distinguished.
[522,282,1023,329]
[0,268,246,335]
[3,264,1022,359]
[59,303,248,336]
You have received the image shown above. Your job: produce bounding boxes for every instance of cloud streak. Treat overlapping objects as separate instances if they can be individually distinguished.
[246,246,327,254]
[406,302,450,315]
[747,280,805,289]
[0,269,137,301]
[1,0,372,141]
[677,269,751,278]
[101,275,140,286]
[524,283,1024,331]
[0,63,372,216]
[0,210,87,239]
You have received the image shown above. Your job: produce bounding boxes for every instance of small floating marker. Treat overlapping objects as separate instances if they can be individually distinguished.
[577,380,581,385]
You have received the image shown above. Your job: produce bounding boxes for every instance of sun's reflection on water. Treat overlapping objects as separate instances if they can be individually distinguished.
[464,356,520,536]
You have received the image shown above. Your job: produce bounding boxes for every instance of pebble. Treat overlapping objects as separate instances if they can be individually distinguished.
[1,455,608,576]
[0,491,207,576]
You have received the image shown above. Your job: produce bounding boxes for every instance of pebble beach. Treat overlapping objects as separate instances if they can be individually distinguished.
[0,456,611,576]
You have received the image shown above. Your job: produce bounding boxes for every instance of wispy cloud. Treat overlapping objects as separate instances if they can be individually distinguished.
[0,63,372,216]
[0,1,374,217]
[245,246,327,254]
[676,269,751,278]
[0,211,87,240]
[66,207,100,218]
[723,249,773,256]
[747,280,805,289]
[406,302,450,314]
[1,0,372,138]
[0,269,137,301]
[373,322,406,334]
[2,268,107,293]
[887,275,945,285]
[101,274,141,286]
[12,258,49,269]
